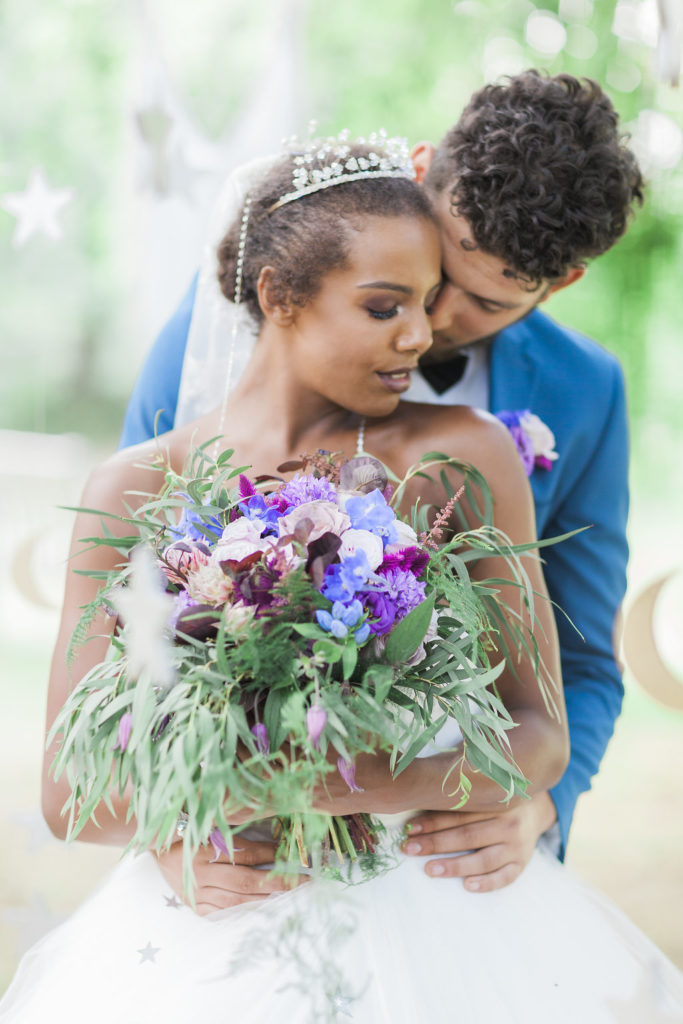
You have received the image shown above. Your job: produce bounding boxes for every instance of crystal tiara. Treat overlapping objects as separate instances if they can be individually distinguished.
[267,128,415,213]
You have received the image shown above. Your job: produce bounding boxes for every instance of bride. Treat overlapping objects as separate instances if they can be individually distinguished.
[2,137,682,1023]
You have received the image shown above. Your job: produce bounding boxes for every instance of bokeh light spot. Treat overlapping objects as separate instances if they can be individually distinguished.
[525,10,567,55]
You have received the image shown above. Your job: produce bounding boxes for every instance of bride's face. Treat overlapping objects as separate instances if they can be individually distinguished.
[285,214,441,418]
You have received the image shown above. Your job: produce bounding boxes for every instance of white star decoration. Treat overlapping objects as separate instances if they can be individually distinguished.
[333,993,354,1017]
[0,167,74,247]
[137,940,161,964]
[110,546,176,688]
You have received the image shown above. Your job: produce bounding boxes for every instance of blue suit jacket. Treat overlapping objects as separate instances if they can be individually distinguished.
[120,279,628,857]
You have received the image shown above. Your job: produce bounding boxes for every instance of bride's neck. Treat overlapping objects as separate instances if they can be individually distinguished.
[225,327,357,452]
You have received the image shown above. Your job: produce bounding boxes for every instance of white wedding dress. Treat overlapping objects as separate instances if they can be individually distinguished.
[2,719,683,1024]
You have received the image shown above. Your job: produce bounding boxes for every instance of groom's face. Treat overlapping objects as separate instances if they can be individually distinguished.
[421,188,550,365]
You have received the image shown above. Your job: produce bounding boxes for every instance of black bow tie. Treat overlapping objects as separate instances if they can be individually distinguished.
[419,353,469,395]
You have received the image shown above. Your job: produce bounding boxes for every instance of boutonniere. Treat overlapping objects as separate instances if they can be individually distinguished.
[495,410,558,476]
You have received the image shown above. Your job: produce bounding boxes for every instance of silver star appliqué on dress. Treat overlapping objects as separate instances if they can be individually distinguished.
[137,941,161,964]
[332,993,354,1017]
[164,894,183,909]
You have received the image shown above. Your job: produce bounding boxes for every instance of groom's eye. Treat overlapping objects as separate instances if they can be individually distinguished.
[473,297,504,313]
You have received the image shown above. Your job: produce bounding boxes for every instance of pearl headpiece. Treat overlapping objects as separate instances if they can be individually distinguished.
[268,127,415,213]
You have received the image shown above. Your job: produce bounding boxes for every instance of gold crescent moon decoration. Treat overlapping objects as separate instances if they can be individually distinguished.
[622,572,683,712]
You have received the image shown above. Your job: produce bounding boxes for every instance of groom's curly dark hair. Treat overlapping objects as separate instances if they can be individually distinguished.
[425,70,644,287]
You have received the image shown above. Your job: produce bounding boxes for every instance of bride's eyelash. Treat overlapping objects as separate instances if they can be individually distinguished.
[367,307,399,320]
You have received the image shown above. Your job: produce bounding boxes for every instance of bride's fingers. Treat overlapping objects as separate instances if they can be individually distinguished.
[194,863,308,895]
[193,890,274,916]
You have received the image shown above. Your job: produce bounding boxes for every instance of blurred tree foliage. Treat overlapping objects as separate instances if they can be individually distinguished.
[1,0,681,442]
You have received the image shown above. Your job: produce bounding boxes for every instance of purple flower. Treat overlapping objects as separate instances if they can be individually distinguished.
[238,474,257,499]
[362,567,427,636]
[345,489,398,546]
[363,591,397,635]
[209,827,230,863]
[379,546,429,577]
[536,454,554,472]
[116,712,133,752]
[321,550,374,602]
[306,704,327,749]
[251,722,269,754]
[508,426,535,475]
[337,758,364,793]
[278,473,338,508]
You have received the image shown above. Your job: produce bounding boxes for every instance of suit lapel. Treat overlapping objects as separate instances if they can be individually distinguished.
[488,314,552,523]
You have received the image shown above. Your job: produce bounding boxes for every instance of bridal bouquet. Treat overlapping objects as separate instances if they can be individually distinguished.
[51,443,553,888]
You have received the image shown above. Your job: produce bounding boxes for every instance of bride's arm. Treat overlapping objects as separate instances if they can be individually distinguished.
[316,415,569,816]
[42,447,169,845]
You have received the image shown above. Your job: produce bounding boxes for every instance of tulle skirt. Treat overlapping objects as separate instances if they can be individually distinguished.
[1,838,682,1023]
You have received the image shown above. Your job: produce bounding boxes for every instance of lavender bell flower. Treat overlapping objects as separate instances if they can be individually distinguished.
[306,704,327,749]
[251,722,269,755]
[116,711,133,752]
[337,757,364,793]
[209,827,230,863]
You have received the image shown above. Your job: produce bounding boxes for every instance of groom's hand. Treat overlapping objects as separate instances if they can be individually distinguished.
[401,791,558,892]
[153,837,309,916]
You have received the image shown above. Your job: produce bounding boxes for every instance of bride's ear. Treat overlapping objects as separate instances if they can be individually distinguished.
[257,266,295,326]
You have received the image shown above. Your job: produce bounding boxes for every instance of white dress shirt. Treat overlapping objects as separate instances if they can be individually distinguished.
[402,343,490,410]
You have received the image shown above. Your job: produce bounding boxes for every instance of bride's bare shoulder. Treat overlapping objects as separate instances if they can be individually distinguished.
[81,426,193,514]
[396,402,518,475]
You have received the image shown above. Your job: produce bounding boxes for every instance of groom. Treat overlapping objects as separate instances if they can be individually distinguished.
[120,71,643,905]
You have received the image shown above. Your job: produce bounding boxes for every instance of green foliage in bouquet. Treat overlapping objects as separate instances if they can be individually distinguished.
[50,442,561,892]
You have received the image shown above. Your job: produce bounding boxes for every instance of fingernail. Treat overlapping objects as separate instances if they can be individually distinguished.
[466,879,480,891]
[427,862,445,876]
[405,822,422,834]
[404,840,422,855]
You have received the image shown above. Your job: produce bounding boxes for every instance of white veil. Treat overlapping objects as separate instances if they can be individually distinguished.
[174,153,279,428]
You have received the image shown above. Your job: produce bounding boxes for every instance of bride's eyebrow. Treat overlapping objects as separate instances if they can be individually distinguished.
[357,282,412,294]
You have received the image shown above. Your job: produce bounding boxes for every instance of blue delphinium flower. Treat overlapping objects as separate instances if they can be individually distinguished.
[239,494,289,534]
[172,503,223,545]
[322,550,374,603]
[345,489,398,546]
[316,598,370,643]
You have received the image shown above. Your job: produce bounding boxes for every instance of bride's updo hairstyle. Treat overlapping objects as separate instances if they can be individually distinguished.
[217,142,435,324]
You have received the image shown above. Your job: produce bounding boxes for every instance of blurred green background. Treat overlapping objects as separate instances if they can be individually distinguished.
[1,0,682,994]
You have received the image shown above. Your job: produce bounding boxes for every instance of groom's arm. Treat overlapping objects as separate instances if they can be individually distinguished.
[397,352,629,886]
[540,358,629,854]
[118,275,198,448]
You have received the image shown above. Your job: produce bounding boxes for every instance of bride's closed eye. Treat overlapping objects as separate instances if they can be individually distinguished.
[366,305,401,320]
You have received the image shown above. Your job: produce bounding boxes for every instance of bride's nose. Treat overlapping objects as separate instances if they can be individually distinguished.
[395,310,433,356]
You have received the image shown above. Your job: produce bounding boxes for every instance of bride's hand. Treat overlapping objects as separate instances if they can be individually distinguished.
[152,838,309,916]
[400,790,558,892]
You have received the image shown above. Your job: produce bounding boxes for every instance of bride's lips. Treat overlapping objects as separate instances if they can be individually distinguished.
[376,368,415,394]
